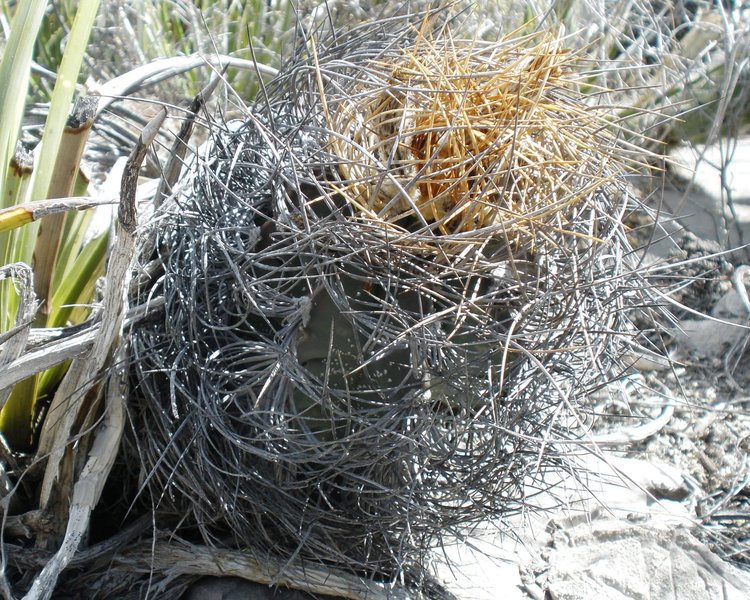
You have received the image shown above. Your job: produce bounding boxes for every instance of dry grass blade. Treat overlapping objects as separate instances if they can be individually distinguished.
[0,197,117,233]
[118,541,419,600]
[153,69,226,209]
[23,350,126,600]
[36,108,165,482]
[0,264,37,410]
[0,298,163,394]
[24,109,165,598]
[30,96,98,316]
[92,54,278,118]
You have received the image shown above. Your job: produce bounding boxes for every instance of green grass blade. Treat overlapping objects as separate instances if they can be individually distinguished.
[46,229,108,331]
[29,0,101,204]
[0,0,101,451]
[0,149,35,334]
[0,0,47,200]
[33,96,98,314]
[0,377,37,451]
[51,175,95,294]
[1,145,33,212]
[37,229,108,399]
[0,148,33,256]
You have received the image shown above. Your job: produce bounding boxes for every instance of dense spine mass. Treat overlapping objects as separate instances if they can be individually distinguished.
[130,14,660,585]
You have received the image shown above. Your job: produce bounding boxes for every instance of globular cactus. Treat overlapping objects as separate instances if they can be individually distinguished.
[130,12,660,586]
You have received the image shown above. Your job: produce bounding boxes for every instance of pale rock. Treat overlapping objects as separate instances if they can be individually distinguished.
[661,137,750,249]
[539,518,750,600]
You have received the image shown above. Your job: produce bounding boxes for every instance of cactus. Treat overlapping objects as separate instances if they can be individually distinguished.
[129,11,662,590]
